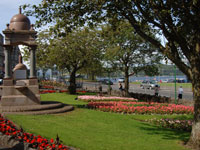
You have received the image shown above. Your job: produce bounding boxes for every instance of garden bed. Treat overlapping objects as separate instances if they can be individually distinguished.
[87,101,193,115]
[5,93,192,150]
[78,95,138,102]
[0,114,71,150]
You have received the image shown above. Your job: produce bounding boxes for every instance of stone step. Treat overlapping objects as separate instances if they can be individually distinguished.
[0,101,64,112]
[1,105,74,115]
[0,147,11,150]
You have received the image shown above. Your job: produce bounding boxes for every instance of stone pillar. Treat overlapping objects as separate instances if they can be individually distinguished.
[4,46,12,79]
[29,46,37,78]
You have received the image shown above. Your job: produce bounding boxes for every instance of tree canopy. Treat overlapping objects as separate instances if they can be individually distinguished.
[34,27,103,93]
[23,0,200,80]
[102,21,162,95]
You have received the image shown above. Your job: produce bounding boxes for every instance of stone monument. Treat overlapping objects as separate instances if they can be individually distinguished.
[0,7,40,106]
[0,7,73,115]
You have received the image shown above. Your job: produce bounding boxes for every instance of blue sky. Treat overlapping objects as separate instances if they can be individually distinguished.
[0,0,42,35]
[0,0,42,68]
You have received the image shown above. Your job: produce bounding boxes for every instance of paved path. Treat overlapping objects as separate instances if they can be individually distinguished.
[82,82,193,100]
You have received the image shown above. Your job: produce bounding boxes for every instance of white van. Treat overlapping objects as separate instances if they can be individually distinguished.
[118,78,125,83]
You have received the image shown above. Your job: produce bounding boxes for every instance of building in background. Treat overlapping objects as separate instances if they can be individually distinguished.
[0,33,19,78]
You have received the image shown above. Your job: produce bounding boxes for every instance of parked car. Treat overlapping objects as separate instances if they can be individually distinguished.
[118,78,125,83]
[140,80,160,90]
[99,79,113,85]
[167,79,175,83]
[167,78,186,83]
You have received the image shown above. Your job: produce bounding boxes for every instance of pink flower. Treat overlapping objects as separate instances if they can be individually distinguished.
[88,101,193,115]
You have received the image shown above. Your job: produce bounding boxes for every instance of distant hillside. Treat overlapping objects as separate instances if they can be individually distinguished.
[158,64,184,76]
[136,64,184,76]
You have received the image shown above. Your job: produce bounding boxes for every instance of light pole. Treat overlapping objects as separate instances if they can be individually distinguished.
[106,63,111,95]
[107,68,112,95]
[174,64,177,104]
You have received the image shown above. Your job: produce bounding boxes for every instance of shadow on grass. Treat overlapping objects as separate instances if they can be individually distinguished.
[67,103,88,109]
[137,121,190,144]
[75,92,97,96]
[41,99,88,109]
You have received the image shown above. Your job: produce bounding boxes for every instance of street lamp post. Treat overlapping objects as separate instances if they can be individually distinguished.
[174,65,177,104]
[108,70,111,95]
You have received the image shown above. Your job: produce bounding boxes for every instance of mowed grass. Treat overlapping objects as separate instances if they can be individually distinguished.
[131,82,192,88]
[6,93,191,150]
[159,83,192,88]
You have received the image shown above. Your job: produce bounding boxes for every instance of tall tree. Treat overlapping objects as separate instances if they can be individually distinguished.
[35,28,102,94]
[80,61,104,81]
[103,22,161,96]
[24,0,200,148]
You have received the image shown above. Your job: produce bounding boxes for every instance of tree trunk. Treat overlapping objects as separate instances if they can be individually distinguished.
[188,71,200,149]
[124,67,129,97]
[88,73,95,81]
[68,70,76,94]
[42,69,47,80]
[91,73,95,81]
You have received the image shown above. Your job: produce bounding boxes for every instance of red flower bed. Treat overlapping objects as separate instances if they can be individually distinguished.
[76,90,86,93]
[88,101,194,115]
[60,90,68,93]
[0,114,69,150]
[41,85,54,89]
[40,90,57,94]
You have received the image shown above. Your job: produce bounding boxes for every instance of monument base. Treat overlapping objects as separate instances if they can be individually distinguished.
[0,79,40,106]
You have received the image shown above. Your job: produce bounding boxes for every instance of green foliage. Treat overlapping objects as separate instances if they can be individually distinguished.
[35,28,103,94]
[23,0,200,80]
[103,21,160,73]
[102,21,162,94]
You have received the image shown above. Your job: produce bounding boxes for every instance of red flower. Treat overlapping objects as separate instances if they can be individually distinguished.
[31,139,36,144]
[50,138,54,143]
[0,113,69,149]
[52,144,56,148]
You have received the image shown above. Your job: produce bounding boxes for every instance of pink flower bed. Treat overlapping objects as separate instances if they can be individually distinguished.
[0,114,69,150]
[87,101,194,115]
[78,95,138,102]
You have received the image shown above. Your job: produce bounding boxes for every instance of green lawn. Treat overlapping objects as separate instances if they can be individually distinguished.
[6,93,191,150]
[159,83,192,88]
[131,82,192,88]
